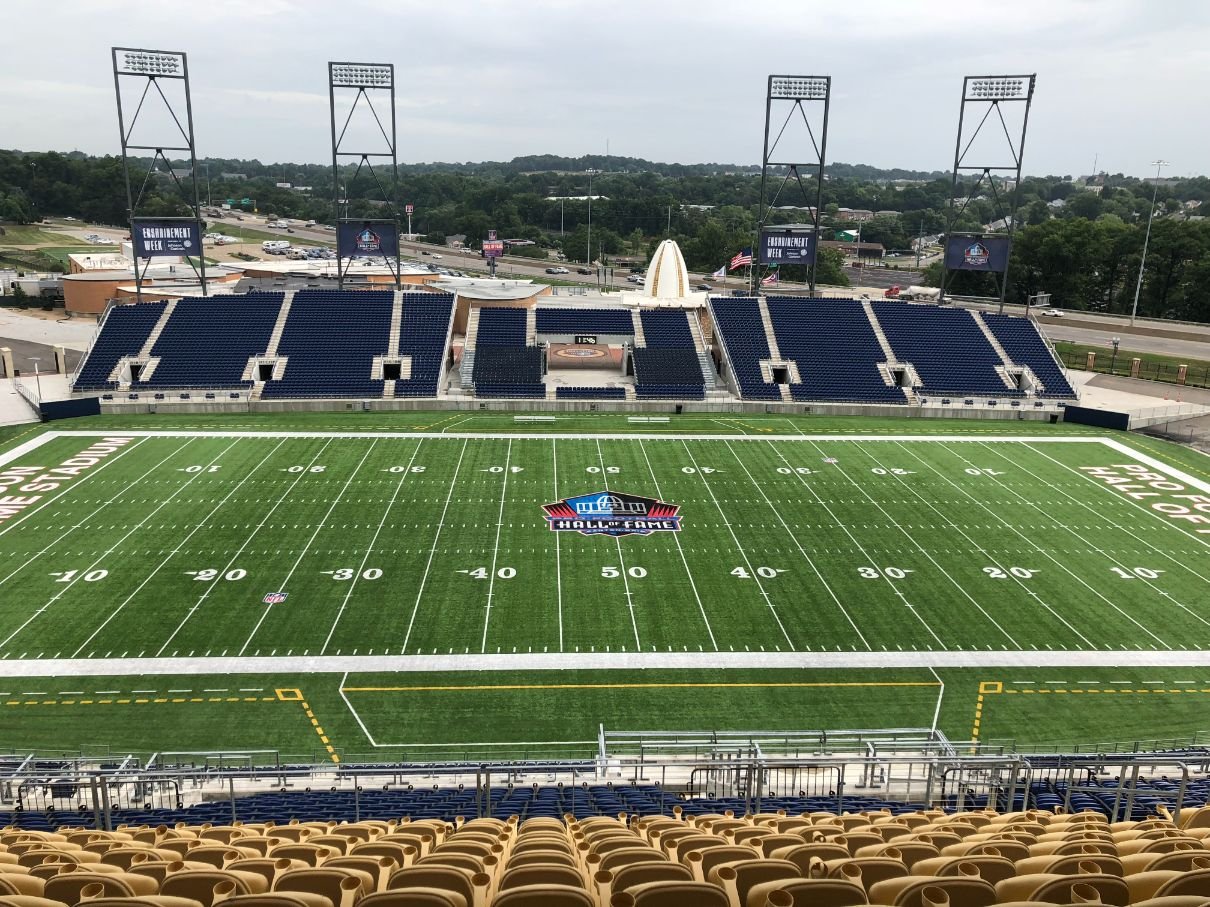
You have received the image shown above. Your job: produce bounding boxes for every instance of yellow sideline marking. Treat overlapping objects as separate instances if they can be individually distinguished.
[277,688,339,764]
[970,680,1210,750]
[343,680,940,693]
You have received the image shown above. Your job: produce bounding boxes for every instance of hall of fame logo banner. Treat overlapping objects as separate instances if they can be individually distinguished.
[542,490,681,538]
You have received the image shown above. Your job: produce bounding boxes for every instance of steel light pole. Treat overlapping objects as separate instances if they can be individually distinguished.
[1130,159,1168,326]
[586,168,598,264]
[28,357,42,400]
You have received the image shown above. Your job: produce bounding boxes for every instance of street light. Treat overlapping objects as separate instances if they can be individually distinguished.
[1130,159,1168,326]
[1110,336,1121,374]
[586,168,599,265]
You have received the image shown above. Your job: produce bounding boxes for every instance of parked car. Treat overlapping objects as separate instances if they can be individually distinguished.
[1041,309,1063,317]
[576,267,592,275]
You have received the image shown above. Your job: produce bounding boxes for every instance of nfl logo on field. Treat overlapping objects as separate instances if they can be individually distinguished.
[263,592,288,605]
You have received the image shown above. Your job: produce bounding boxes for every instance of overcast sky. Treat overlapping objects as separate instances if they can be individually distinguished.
[3,0,1207,178]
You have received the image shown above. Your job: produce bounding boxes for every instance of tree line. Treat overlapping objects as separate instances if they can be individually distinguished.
[2,149,1209,321]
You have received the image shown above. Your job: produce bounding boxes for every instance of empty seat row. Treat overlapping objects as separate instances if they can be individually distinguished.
[535,308,634,336]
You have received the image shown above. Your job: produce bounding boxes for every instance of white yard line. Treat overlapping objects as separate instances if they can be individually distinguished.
[552,439,563,651]
[765,441,948,649]
[596,439,641,651]
[637,439,717,651]
[480,439,513,653]
[239,440,379,655]
[72,438,290,657]
[155,439,334,656]
[0,438,212,650]
[1021,442,1210,558]
[722,440,869,648]
[0,435,145,543]
[0,438,159,586]
[320,440,424,655]
[890,442,1097,647]
[984,443,1210,629]
[6,649,1210,677]
[682,440,794,648]
[338,669,381,746]
[401,439,469,653]
[801,438,1019,647]
[941,443,1173,648]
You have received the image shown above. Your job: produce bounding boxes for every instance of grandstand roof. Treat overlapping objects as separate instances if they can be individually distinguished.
[431,279,548,302]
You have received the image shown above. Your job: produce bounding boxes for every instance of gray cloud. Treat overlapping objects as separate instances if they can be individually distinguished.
[1,0,1207,177]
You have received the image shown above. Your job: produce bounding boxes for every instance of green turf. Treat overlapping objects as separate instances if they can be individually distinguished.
[0,419,1206,760]
[0,225,85,246]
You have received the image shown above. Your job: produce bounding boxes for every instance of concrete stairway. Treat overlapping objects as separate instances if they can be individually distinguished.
[631,310,647,347]
[137,300,178,358]
[624,385,637,401]
[970,311,1022,389]
[526,307,537,346]
[264,298,293,358]
[388,293,404,356]
[460,307,480,388]
[686,312,716,391]
[756,299,783,360]
[862,301,898,365]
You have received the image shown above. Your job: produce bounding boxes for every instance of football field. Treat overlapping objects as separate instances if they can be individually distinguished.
[0,418,1208,760]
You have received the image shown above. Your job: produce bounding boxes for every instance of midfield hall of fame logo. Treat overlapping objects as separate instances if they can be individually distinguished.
[543,490,681,538]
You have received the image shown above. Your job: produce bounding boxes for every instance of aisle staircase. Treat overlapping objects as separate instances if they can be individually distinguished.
[686,313,716,392]
[630,310,647,347]
[971,311,1023,390]
[137,300,178,358]
[460,308,480,389]
[756,299,783,360]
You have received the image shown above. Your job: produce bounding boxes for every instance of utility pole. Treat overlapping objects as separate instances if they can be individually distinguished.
[667,205,672,236]
[915,216,924,269]
[586,168,596,265]
[1130,159,1168,326]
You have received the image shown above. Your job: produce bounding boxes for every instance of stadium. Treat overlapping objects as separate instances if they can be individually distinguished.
[2,39,1210,907]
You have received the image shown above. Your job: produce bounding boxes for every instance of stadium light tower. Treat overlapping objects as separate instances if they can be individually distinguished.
[755,74,831,296]
[1130,159,1168,326]
[111,47,207,303]
[328,61,401,288]
[940,74,1036,314]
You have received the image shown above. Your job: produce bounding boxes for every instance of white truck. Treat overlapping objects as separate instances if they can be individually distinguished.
[262,240,291,254]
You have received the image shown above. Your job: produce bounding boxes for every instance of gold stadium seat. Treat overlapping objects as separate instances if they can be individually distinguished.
[684,847,760,882]
[225,860,310,889]
[496,865,583,892]
[487,884,592,907]
[0,896,69,907]
[83,897,205,907]
[1126,867,1210,902]
[993,867,1130,906]
[746,877,869,907]
[909,856,1017,886]
[350,845,417,870]
[43,870,158,904]
[358,892,466,907]
[0,875,45,897]
[708,858,802,907]
[1015,852,1124,877]
[1122,850,1210,875]
[273,869,365,907]
[387,866,487,907]
[159,869,271,906]
[867,875,997,907]
[324,857,398,893]
[610,880,730,907]
[210,895,331,907]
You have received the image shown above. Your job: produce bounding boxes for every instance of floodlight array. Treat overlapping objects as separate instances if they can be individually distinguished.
[331,63,393,88]
[966,77,1029,100]
[117,51,183,75]
[770,76,828,100]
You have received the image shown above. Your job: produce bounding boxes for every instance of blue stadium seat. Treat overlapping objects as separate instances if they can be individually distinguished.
[982,312,1078,398]
[73,301,168,391]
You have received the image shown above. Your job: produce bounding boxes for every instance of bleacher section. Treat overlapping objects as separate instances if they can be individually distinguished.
[708,297,782,400]
[872,301,1022,397]
[262,290,393,399]
[394,293,455,397]
[5,805,1210,907]
[536,307,634,336]
[632,309,705,399]
[473,307,544,398]
[983,312,1078,398]
[72,301,167,391]
[766,297,908,404]
[136,294,283,390]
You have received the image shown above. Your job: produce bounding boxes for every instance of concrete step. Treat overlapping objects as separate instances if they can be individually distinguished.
[526,307,537,346]
[631,310,646,347]
[862,300,898,365]
[756,299,782,360]
[138,300,178,358]
[971,311,1021,389]
[388,292,404,357]
[624,385,637,401]
[264,299,293,357]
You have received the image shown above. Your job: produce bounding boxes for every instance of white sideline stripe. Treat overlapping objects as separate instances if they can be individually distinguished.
[16,430,1113,445]
[3,650,1210,677]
